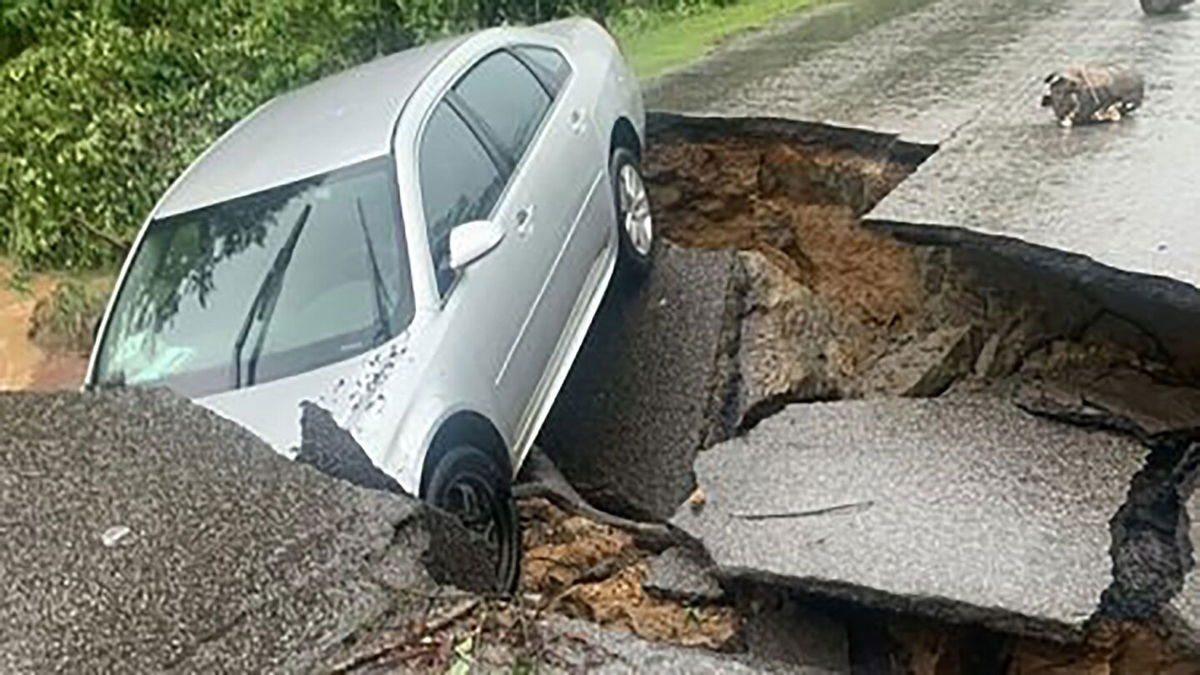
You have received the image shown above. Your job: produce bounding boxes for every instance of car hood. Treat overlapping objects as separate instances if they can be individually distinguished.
[196,331,423,491]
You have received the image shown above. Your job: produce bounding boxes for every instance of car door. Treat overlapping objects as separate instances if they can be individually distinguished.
[449,48,598,433]
[417,97,524,426]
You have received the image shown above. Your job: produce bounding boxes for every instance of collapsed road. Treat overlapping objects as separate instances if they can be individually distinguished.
[7,0,1200,671]
[538,0,1200,670]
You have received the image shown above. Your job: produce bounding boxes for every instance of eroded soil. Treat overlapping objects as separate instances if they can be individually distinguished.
[0,265,90,392]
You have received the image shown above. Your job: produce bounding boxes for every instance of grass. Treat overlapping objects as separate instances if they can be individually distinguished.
[612,0,820,79]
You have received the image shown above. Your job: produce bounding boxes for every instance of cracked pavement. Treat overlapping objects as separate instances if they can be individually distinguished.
[0,389,493,672]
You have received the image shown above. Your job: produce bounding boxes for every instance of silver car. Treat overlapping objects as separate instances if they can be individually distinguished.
[85,18,654,590]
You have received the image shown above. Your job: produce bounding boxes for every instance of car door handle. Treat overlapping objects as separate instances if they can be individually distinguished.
[515,205,535,236]
[569,108,586,134]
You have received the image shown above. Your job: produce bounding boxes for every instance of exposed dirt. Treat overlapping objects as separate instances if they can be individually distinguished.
[647,138,919,328]
[0,264,90,392]
[520,497,739,651]
[643,122,1200,430]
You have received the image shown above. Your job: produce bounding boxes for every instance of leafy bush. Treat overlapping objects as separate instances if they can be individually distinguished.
[0,0,731,271]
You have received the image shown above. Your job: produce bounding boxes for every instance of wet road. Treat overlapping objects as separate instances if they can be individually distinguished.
[648,0,1200,295]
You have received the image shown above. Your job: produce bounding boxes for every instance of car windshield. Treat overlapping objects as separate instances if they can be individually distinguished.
[93,157,415,398]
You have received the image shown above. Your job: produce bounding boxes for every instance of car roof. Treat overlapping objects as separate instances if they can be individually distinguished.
[156,34,469,218]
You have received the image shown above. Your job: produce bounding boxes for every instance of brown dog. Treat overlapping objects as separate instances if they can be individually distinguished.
[1041,65,1145,127]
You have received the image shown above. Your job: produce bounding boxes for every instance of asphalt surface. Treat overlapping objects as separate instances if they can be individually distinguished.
[649,0,1200,301]
[672,396,1147,641]
[0,389,491,672]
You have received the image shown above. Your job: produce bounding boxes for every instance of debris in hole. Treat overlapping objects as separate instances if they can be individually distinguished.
[860,324,980,397]
[514,447,681,550]
[643,546,724,604]
[520,497,739,651]
[1016,370,1200,440]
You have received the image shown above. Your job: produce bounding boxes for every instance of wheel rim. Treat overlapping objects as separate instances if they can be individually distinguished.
[619,163,654,257]
[442,473,519,591]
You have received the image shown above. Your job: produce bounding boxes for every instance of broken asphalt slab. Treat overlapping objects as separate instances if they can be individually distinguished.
[643,546,725,603]
[0,389,493,673]
[539,242,741,521]
[868,0,1200,293]
[672,396,1149,642]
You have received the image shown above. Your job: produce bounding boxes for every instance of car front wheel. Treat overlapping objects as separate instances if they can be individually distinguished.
[426,445,521,593]
[610,147,655,278]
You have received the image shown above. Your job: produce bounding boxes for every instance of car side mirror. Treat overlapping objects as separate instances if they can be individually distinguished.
[449,220,505,271]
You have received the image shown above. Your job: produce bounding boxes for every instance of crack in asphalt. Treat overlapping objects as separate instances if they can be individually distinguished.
[1099,440,1200,622]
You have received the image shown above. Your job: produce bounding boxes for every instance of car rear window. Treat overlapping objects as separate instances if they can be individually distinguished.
[453,50,552,166]
[92,157,413,397]
[514,46,571,94]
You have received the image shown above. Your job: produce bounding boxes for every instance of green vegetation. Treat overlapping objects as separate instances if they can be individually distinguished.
[0,0,807,273]
[28,274,112,353]
[613,0,818,77]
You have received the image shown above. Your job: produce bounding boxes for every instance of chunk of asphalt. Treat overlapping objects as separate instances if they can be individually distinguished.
[1015,371,1200,441]
[1101,442,1199,623]
[539,242,742,521]
[643,546,724,603]
[672,396,1146,642]
[0,389,493,673]
[860,324,980,398]
[293,400,408,496]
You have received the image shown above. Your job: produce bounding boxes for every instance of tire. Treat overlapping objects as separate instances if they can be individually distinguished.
[426,445,521,593]
[610,147,655,279]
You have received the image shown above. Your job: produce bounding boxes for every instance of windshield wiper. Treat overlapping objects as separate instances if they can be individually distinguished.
[355,198,392,344]
[232,203,312,388]
[89,370,127,391]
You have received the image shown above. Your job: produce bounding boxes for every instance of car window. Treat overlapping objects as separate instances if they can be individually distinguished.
[453,50,551,165]
[92,158,413,397]
[514,46,571,94]
[419,101,506,296]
